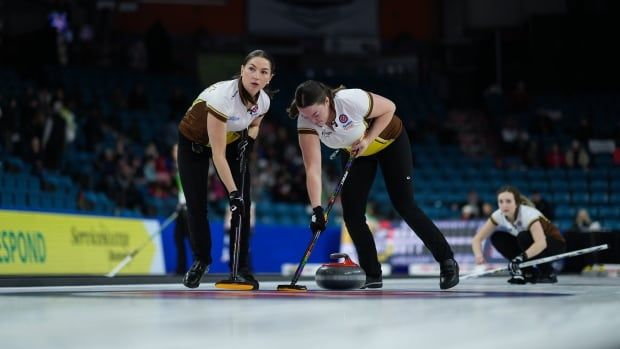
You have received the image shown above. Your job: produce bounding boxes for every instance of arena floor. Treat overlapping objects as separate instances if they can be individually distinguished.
[1,275,619,349]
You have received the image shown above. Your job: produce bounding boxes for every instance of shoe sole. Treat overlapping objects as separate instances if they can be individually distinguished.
[360,282,383,289]
[440,277,459,289]
[183,281,200,289]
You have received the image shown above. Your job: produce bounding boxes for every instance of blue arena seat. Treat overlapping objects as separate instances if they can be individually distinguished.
[551,192,571,205]
[555,205,577,220]
[606,220,620,230]
[589,193,609,205]
[597,206,620,220]
[570,192,589,205]
[607,194,620,205]
[589,180,609,192]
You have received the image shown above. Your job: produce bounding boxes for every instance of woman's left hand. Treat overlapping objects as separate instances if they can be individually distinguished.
[351,137,370,157]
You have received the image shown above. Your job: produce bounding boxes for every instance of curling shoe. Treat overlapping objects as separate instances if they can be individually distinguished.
[536,272,558,284]
[183,260,209,289]
[507,275,526,284]
[240,272,260,290]
[439,258,459,290]
[360,274,383,289]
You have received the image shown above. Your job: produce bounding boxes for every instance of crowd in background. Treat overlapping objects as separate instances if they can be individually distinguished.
[2,2,620,228]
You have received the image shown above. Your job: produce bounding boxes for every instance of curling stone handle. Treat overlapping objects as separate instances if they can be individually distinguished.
[330,253,350,261]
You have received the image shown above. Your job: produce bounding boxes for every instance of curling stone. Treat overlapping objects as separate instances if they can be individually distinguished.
[315,253,366,290]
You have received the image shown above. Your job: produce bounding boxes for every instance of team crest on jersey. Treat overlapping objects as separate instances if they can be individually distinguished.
[248,104,259,115]
[339,114,353,129]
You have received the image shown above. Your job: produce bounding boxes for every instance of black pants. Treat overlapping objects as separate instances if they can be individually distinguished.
[340,131,454,278]
[491,231,566,273]
[173,206,189,274]
[177,132,253,271]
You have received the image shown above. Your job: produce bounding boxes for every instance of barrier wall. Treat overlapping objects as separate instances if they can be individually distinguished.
[7,208,613,276]
[162,218,496,275]
[161,220,341,274]
[0,209,165,275]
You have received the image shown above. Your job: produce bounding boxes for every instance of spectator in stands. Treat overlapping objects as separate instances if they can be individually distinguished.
[509,80,530,113]
[574,117,593,146]
[24,136,44,176]
[500,118,520,156]
[168,86,189,119]
[42,104,67,170]
[81,107,104,152]
[145,20,172,73]
[471,186,566,284]
[614,146,620,167]
[572,208,601,232]
[614,120,620,145]
[522,140,545,168]
[545,142,565,168]
[531,190,555,220]
[461,204,477,221]
[288,80,459,290]
[0,96,20,154]
[460,190,483,219]
[565,139,590,170]
[481,202,494,217]
[127,83,149,110]
[176,50,276,289]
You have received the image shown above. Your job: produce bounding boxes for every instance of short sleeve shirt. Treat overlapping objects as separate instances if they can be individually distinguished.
[197,79,270,132]
[297,88,372,149]
[490,205,545,237]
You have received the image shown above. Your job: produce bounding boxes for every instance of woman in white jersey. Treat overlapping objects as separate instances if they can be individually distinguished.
[472,186,566,284]
[177,50,275,289]
[288,80,459,290]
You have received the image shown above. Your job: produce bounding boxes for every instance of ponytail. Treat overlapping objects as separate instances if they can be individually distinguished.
[287,99,299,119]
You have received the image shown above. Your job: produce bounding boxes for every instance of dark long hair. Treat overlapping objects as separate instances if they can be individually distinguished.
[497,185,534,207]
[236,49,277,106]
[287,80,344,118]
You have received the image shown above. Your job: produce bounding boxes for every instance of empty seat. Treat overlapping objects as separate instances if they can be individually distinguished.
[571,192,589,205]
[590,180,609,192]
[569,180,588,192]
[1,192,14,207]
[551,192,571,205]
[590,193,609,205]
[597,206,620,220]
[555,205,577,220]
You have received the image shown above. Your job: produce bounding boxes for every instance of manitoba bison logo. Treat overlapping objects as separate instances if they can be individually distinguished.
[338,114,348,123]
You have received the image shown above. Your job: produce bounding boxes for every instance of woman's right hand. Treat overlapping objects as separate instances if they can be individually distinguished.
[475,255,486,265]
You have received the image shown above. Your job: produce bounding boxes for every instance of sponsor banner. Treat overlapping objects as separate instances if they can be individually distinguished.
[0,210,164,275]
[341,219,505,273]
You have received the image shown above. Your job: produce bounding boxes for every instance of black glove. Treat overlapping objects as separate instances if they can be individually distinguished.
[229,190,244,216]
[309,206,326,234]
[508,253,527,276]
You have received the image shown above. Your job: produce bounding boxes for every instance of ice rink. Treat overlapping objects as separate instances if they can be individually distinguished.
[1,275,619,349]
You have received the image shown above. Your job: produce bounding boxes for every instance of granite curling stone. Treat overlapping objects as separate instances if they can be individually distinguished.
[315,253,366,290]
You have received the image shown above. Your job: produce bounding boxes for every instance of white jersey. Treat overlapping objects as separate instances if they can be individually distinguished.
[297,89,372,149]
[196,79,270,132]
[490,205,546,237]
